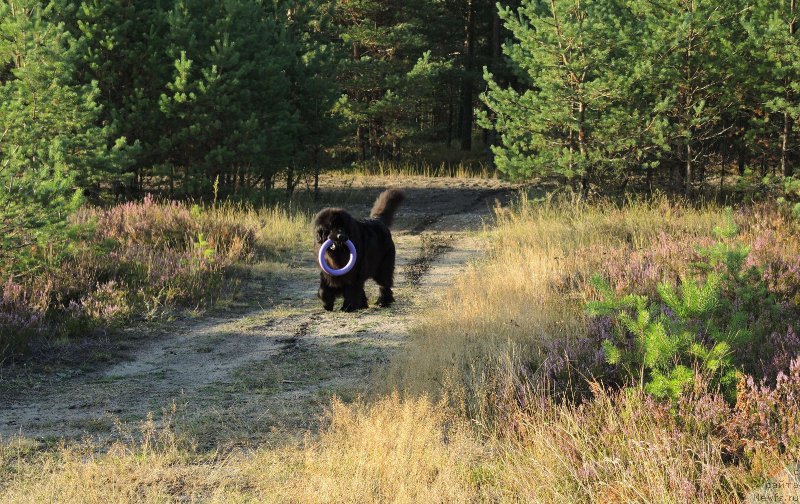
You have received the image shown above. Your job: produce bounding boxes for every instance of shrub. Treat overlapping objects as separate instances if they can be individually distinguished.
[588,272,739,401]
[730,356,800,461]
[587,206,797,401]
[0,197,310,358]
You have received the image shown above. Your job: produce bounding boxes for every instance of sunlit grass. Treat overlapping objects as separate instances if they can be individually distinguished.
[4,193,800,502]
[0,396,479,503]
[388,193,725,415]
[1,197,313,355]
[347,159,496,179]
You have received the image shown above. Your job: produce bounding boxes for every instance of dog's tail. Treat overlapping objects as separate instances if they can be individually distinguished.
[370,188,405,227]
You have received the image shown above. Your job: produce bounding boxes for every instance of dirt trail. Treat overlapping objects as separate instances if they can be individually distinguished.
[0,178,511,446]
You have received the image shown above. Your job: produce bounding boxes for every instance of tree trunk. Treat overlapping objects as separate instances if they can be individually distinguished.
[578,102,590,196]
[738,147,747,176]
[486,3,503,167]
[352,41,368,162]
[286,166,294,197]
[357,126,367,162]
[783,0,797,177]
[684,4,694,196]
[310,146,319,201]
[492,4,502,65]
[782,113,793,177]
[459,0,475,151]
[686,143,693,196]
[698,158,705,186]
[447,84,454,148]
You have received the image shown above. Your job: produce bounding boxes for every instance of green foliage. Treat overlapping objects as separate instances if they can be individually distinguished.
[587,230,779,402]
[158,0,297,193]
[480,0,640,188]
[482,0,800,191]
[194,232,215,262]
[0,0,128,272]
[50,0,341,197]
[332,0,454,158]
[712,208,740,239]
[766,175,800,218]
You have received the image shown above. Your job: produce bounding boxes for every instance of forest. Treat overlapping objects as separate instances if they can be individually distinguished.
[4,1,799,204]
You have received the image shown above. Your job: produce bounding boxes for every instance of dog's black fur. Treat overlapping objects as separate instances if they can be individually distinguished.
[314,188,405,311]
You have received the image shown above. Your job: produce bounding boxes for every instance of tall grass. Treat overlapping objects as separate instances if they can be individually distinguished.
[384,193,800,501]
[389,194,726,415]
[3,194,800,502]
[348,159,496,179]
[0,196,311,356]
[0,395,479,503]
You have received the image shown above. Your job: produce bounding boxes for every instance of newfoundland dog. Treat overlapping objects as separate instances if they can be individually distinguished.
[314,188,405,311]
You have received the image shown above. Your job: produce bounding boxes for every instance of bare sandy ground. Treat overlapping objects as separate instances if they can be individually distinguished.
[0,176,513,448]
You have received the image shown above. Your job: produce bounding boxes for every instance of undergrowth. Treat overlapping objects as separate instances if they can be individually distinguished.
[3,194,800,502]
[0,195,310,358]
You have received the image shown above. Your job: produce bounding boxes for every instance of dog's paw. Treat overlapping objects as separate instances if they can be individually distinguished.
[340,304,356,312]
[323,304,334,312]
[375,298,393,308]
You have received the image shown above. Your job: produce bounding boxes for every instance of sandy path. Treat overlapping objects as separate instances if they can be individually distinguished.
[0,178,512,447]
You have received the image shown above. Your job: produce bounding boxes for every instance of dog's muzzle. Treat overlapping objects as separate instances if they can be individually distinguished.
[328,233,348,251]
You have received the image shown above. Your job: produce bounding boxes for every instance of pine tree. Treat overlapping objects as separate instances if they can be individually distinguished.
[0,0,126,269]
[159,0,298,195]
[480,0,639,192]
[58,0,172,195]
[333,0,450,160]
[281,1,342,196]
[631,0,749,194]
[744,0,800,177]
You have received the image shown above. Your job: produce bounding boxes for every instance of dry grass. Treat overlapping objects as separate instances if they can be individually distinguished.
[383,193,800,502]
[347,160,496,179]
[389,193,725,417]
[4,193,800,502]
[0,395,479,503]
[492,386,749,503]
[1,197,312,354]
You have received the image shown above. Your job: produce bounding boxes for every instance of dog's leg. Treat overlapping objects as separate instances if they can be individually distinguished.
[376,286,394,307]
[318,282,338,311]
[342,283,368,312]
[375,256,395,308]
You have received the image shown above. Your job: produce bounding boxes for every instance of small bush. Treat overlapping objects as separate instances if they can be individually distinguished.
[730,356,800,461]
[587,207,798,401]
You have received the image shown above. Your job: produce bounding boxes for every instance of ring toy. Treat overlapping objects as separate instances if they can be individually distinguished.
[318,239,357,276]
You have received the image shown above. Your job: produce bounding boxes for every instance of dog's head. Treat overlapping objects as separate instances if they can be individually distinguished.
[313,208,354,252]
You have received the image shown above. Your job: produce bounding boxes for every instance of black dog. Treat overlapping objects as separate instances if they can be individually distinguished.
[314,188,405,311]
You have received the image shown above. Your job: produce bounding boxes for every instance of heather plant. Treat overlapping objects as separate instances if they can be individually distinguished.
[744,207,800,306]
[731,356,800,460]
[585,203,796,401]
[5,196,800,502]
[0,197,310,357]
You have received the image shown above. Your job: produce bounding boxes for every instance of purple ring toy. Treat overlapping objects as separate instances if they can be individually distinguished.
[318,239,357,276]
